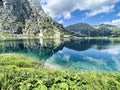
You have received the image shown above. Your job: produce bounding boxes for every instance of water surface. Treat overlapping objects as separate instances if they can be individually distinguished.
[0,38,120,72]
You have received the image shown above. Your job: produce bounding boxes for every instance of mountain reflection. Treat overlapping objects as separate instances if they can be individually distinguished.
[0,38,120,72]
[0,39,65,60]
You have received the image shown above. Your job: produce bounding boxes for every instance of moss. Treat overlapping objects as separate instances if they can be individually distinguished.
[0,54,120,90]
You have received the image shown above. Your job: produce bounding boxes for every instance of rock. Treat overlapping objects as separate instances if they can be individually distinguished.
[0,0,68,38]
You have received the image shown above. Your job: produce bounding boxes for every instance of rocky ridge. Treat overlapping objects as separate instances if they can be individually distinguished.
[0,0,68,39]
[65,23,120,37]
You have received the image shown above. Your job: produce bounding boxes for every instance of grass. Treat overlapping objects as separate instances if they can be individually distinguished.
[21,34,39,38]
[0,54,120,90]
[0,30,15,40]
[43,32,56,38]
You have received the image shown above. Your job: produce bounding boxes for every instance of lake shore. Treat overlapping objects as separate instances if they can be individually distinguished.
[0,54,120,90]
[0,34,120,41]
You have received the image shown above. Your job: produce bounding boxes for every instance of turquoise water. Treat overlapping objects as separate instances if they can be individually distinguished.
[0,38,120,72]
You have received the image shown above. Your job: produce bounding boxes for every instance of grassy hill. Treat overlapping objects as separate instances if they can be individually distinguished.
[0,54,120,90]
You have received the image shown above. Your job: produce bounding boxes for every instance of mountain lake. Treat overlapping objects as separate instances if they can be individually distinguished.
[0,38,120,72]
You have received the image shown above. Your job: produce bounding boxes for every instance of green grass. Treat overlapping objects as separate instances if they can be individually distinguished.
[43,32,56,37]
[21,34,39,38]
[0,54,120,90]
[0,30,15,40]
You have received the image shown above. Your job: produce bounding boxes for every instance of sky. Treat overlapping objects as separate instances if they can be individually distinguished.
[40,0,120,27]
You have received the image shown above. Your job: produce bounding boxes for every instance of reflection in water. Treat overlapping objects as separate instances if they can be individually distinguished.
[0,38,120,72]
[0,39,64,60]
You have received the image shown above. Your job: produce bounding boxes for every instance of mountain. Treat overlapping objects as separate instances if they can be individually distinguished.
[65,23,98,36]
[65,23,120,37]
[95,24,120,35]
[0,0,69,39]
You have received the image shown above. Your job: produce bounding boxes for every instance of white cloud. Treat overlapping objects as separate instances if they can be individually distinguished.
[117,12,120,16]
[102,19,120,27]
[41,0,77,19]
[41,0,120,19]
[63,12,72,19]
[86,5,114,17]
[58,20,63,24]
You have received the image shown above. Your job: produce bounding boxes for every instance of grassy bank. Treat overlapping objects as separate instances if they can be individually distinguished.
[0,30,15,40]
[0,54,120,90]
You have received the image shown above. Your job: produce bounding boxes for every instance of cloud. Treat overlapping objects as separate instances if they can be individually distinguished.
[41,0,77,19]
[58,20,63,24]
[63,12,72,19]
[117,12,120,16]
[86,5,115,17]
[41,0,120,19]
[102,19,120,27]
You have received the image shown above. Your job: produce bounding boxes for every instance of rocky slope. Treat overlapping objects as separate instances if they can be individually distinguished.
[95,24,120,35]
[65,23,120,37]
[65,23,98,36]
[0,0,69,39]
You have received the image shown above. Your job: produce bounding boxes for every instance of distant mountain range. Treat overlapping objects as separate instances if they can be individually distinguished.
[65,23,120,37]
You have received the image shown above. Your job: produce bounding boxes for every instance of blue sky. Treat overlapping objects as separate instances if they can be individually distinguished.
[41,0,120,27]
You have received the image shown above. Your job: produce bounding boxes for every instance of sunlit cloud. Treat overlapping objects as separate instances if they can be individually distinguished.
[41,0,120,19]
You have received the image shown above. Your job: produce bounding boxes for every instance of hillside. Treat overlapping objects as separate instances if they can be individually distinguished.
[65,23,97,36]
[0,0,69,39]
[65,23,120,37]
[95,24,120,35]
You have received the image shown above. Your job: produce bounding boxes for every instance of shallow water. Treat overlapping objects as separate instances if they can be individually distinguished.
[0,38,120,72]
